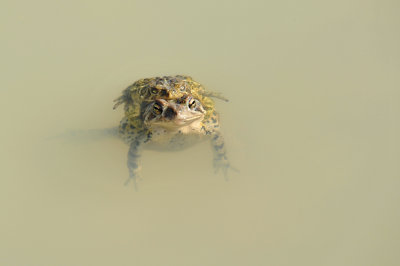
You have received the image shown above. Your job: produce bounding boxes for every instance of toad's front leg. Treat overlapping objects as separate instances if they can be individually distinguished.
[210,131,235,179]
[125,136,148,190]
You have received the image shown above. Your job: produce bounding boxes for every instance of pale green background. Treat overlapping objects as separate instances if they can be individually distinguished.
[1,0,399,265]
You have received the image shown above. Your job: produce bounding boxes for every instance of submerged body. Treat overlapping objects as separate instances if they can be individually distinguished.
[114,75,232,188]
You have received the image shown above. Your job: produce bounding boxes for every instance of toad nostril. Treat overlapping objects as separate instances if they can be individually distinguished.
[163,107,177,119]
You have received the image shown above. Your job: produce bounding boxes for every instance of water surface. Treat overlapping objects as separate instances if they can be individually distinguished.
[1,0,400,265]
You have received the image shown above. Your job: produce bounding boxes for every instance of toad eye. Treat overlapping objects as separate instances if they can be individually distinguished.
[188,98,197,109]
[153,102,162,115]
[150,87,159,94]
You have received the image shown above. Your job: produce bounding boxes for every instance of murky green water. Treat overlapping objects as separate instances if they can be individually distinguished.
[1,0,400,265]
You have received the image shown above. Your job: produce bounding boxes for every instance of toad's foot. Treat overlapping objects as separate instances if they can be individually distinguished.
[124,168,142,191]
[213,158,239,181]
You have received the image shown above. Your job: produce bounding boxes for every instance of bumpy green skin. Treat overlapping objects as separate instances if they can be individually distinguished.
[114,75,231,188]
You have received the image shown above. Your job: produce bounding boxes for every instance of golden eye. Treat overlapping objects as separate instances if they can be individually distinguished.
[150,88,158,94]
[153,102,162,114]
[188,98,196,109]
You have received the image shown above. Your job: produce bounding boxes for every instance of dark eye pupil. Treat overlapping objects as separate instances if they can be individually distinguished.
[189,100,196,109]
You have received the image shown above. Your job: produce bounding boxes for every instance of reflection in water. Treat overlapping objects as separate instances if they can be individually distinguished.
[1,0,400,265]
